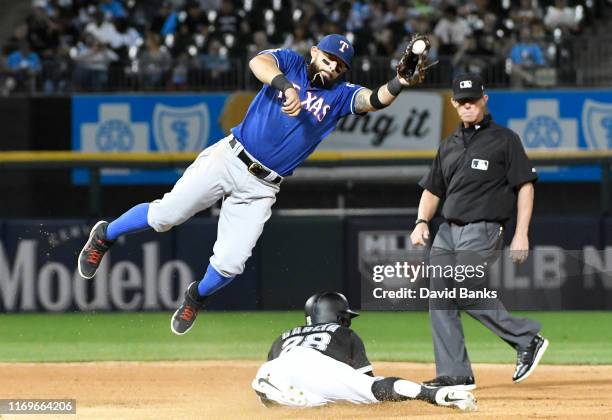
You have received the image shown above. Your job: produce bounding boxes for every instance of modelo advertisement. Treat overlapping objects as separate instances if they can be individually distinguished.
[2,217,612,312]
[0,219,258,312]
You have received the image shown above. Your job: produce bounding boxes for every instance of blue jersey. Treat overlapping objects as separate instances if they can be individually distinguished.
[231,49,365,176]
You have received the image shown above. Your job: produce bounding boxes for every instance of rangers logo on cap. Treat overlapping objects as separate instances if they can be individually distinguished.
[316,34,354,69]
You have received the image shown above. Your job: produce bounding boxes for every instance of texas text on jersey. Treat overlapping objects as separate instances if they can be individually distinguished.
[267,323,372,374]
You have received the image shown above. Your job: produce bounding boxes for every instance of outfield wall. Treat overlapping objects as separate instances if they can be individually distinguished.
[0,216,611,313]
[0,91,609,218]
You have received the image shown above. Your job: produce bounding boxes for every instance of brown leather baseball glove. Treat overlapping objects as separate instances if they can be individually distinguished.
[396,34,436,86]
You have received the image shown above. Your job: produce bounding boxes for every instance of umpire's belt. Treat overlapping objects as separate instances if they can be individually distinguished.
[229,137,282,185]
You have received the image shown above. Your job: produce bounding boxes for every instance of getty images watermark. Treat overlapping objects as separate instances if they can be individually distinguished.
[371,261,497,301]
[360,248,612,311]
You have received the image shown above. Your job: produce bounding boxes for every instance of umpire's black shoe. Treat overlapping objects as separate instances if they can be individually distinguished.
[171,282,207,336]
[422,375,476,391]
[513,334,549,383]
[78,221,115,279]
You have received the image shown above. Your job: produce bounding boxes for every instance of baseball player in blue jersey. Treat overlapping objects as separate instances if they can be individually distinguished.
[77,34,432,335]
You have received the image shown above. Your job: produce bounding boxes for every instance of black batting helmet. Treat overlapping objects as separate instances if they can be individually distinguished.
[304,291,360,327]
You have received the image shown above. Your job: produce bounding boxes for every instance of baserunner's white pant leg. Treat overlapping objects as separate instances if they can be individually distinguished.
[253,347,378,407]
[148,137,237,232]
[210,169,279,277]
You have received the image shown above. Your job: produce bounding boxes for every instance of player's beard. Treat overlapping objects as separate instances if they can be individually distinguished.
[307,62,340,89]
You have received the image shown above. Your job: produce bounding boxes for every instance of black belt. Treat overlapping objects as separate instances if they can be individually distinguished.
[229,137,282,185]
[447,219,501,226]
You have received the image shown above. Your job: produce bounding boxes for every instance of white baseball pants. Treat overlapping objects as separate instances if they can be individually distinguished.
[252,347,379,407]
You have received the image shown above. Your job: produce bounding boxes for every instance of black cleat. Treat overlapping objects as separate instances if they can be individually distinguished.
[171,282,207,335]
[422,375,476,391]
[513,334,549,383]
[78,221,115,279]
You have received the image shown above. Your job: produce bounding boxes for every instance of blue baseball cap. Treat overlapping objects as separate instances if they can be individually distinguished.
[316,34,354,69]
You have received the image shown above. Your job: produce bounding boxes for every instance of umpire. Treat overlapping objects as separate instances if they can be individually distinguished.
[410,73,549,389]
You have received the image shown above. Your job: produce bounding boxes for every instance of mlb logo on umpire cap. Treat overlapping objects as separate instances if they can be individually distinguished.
[453,73,485,100]
[316,34,354,69]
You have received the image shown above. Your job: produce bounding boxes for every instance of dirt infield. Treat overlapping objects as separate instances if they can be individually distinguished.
[1,361,611,419]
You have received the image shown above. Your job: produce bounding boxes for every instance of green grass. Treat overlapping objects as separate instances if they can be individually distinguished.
[1,311,611,364]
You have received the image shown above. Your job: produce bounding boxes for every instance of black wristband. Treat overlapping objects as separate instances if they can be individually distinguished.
[415,218,428,227]
[387,76,403,96]
[369,87,385,110]
[271,74,293,92]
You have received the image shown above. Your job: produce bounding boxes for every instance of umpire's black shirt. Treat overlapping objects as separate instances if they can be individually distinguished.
[419,114,537,224]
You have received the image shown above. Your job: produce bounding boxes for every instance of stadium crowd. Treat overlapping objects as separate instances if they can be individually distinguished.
[0,0,605,93]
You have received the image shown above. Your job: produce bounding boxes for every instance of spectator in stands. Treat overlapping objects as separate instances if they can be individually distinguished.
[508,25,546,87]
[451,34,492,77]
[0,0,602,92]
[184,0,209,34]
[151,1,175,35]
[170,51,191,89]
[99,0,127,19]
[410,1,436,19]
[510,0,544,27]
[4,42,42,92]
[139,32,171,89]
[85,10,119,47]
[216,0,241,35]
[201,0,222,10]
[41,37,72,93]
[3,23,29,56]
[27,1,60,59]
[73,35,118,90]
[373,27,397,56]
[407,14,433,49]
[247,31,272,59]
[6,42,41,72]
[434,5,472,56]
[344,0,368,32]
[111,17,143,61]
[200,38,230,86]
[281,25,313,57]
[531,18,555,63]
[544,0,583,32]
[300,1,327,39]
[330,1,353,33]
[476,12,506,57]
[171,23,195,58]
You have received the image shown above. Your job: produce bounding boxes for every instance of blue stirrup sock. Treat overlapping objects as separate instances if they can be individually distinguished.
[106,203,152,241]
[197,264,235,297]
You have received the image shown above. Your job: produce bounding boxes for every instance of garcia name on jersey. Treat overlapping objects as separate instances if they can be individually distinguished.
[267,323,373,374]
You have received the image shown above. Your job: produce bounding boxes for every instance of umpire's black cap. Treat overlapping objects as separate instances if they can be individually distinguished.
[452,73,485,100]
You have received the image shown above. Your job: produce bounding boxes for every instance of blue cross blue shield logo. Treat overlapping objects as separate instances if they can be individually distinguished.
[153,103,210,151]
[582,99,612,149]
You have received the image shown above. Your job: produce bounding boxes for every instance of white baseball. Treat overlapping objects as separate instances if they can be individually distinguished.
[411,39,427,55]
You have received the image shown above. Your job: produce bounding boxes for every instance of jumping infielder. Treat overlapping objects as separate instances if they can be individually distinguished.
[77,34,433,334]
[252,291,476,410]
